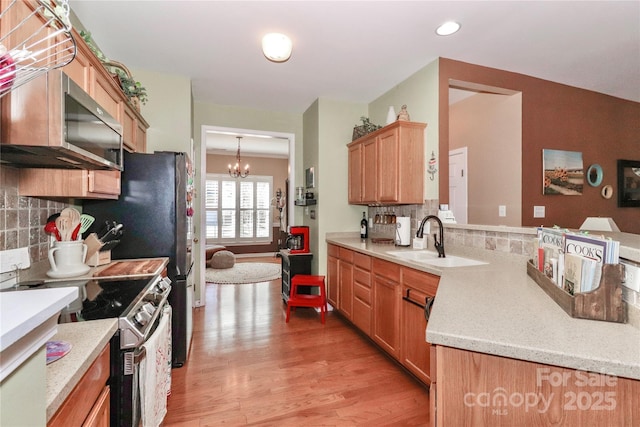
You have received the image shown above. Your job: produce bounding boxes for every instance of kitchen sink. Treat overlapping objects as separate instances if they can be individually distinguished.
[385,250,488,267]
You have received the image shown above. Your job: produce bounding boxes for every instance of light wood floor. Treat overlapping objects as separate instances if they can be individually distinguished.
[163,257,429,426]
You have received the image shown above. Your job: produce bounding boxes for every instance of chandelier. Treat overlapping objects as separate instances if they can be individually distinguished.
[228,136,250,178]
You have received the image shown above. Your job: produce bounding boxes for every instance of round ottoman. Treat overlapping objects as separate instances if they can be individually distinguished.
[209,250,236,269]
[205,245,227,260]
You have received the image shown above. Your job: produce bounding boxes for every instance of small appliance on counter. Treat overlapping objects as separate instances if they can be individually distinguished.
[287,225,310,254]
[395,217,411,246]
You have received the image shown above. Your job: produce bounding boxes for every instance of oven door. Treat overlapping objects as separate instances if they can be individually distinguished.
[115,304,172,427]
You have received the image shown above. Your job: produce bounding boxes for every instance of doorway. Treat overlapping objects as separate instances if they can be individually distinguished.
[449,147,468,224]
[195,125,296,307]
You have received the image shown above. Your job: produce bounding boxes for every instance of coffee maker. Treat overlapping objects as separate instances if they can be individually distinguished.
[287,225,310,254]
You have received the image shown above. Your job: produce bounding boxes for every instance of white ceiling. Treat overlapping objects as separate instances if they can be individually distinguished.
[69,1,640,156]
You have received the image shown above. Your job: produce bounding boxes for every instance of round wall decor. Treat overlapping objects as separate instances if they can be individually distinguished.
[601,184,613,199]
[587,164,603,187]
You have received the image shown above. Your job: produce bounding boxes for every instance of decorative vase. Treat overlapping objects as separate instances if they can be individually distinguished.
[386,106,396,125]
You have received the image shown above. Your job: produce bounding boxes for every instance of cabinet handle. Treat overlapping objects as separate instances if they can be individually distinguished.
[424,296,435,321]
[403,288,427,310]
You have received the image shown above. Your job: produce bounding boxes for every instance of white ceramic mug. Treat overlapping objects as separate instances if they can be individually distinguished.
[48,240,88,272]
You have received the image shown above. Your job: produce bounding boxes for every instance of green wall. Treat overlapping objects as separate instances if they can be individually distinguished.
[368,59,440,200]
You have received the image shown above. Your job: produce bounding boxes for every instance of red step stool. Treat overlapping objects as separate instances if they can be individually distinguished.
[286,275,327,324]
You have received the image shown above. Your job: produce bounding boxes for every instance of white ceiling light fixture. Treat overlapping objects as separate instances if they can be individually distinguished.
[436,21,461,36]
[262,32,293,62]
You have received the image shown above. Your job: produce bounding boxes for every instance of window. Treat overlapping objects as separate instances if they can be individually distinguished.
[206,174,272,244]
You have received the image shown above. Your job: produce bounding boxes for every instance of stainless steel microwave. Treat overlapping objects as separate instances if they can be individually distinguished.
[0,71,123,170]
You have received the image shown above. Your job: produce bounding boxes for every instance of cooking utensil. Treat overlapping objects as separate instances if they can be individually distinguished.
[44,220,61,241]
[79,214,95,233]
[55,216,71,241]
[71,222,82,241]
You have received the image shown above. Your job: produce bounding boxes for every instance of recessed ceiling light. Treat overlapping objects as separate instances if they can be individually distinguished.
[436,21,461,36]
[262,33,293,63]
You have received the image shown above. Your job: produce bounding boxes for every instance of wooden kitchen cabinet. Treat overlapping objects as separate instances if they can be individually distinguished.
[48,343,111,427]
[432,345,640,427]
[352,252,372,336]
[19,168,121,199]
[347,120,425,205]
[372,258,401,359]
[400,267,439,384]
[327,244,339,307]
[337,247,354,320]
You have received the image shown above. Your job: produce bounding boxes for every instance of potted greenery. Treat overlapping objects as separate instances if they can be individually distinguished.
[79,31,148,108]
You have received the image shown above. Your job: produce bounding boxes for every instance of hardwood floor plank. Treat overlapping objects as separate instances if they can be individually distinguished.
[164,257,429,426]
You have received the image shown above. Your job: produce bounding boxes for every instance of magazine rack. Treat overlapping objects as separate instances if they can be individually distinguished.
[527,260,626,323]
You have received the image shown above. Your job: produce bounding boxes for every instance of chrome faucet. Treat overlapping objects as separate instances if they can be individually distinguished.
[416,215,445,258]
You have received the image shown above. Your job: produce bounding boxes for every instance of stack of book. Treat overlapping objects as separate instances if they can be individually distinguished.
[535,227,620,295]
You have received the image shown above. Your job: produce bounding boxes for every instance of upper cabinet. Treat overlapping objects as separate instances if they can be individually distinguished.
[0,1,148,198]
[347,121,426,205]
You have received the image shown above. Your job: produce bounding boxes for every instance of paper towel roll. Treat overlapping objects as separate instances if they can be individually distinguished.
[395,217,411,246]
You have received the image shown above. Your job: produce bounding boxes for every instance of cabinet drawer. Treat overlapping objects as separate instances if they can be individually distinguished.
[353,267,370,288]
[354,282,371,304]
[89,170,121,196]
[373,258,401,281]
[353,252,371,270]
[338,247,354,263]
[402,267,439,296]
[328,244,339,258]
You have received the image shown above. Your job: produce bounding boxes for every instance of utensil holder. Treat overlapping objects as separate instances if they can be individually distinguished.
[526,260,626,323]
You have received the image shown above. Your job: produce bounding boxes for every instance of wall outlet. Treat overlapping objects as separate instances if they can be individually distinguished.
[533,206,545,218]
[499,205,506,217]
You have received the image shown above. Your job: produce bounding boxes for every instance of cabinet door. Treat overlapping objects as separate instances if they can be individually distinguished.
[135,119,147,153]
[88,170,121,197]
[401,267,438,384]
[121,104,136,152]
[18,169,120,199]
[372,261,401,359]
[92,74,120,122]
[401,285,432,384]
[352,266,372,336]
[338,258,353,320]
[377,128,400,202]
[348,143,363,203]
[362,138,378,203]
[82,386,110,427]
[327,255,339,308]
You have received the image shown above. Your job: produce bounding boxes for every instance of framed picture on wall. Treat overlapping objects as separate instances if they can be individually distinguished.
[305,167,315,189]
[542,149,584,195]
[617,159,640,207]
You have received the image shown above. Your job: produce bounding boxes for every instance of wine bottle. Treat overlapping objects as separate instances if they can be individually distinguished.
[360,212,368,239]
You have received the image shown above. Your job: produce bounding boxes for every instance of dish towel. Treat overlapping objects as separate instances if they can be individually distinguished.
[140,304,172,427]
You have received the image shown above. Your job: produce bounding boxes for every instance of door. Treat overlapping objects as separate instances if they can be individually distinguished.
[449,147,468,224]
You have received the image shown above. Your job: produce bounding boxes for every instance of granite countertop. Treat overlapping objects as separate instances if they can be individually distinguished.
[326,234,640,381]
[46,318,117,421]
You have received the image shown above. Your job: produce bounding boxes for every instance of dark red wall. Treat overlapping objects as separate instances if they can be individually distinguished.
[439,58,640,233]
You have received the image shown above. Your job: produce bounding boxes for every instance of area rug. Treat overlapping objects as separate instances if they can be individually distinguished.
[205,262,281,284]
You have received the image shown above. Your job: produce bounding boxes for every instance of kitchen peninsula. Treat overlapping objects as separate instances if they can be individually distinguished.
[326,230,640,425]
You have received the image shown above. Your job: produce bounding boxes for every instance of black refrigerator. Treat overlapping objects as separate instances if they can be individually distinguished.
[83,151,193,367]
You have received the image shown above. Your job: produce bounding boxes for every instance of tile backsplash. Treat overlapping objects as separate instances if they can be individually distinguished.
[0,166,69,263]
[366,200,535,257]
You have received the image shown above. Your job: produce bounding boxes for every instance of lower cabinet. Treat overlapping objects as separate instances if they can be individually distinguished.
[48,342,111,427]
[327,245,439,386]
[432,345,640,427]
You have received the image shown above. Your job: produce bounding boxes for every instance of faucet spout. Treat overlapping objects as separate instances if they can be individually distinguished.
[416,215,445,258]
